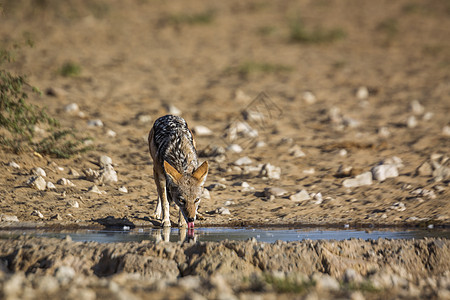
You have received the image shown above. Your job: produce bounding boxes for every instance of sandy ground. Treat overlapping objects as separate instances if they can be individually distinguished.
[1,1,450,299]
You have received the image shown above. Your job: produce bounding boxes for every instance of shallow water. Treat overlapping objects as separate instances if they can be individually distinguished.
[1,227,449,243]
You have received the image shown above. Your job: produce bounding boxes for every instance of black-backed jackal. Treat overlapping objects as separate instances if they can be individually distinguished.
[148,115,208,228]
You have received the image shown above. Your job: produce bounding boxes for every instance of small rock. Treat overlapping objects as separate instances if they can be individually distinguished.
[57,178,75,187]
[217,207,231,215]
[31,210,44,219]
[411,188,436,199]
[339,149,348,156]
[416,161,433,176]
[371,164,399,181]
[69,168,80,177]
[226,144,243,153]
[315,274,340,291]
[106,129,117,137]
[55,266,75,285]
[165,104,181,115]
[264,187,288,198]
[192,125,213,136]
[343,172,373,188]
[83,168,100,181]
[99,155,113,167]
[31,167,46,177]
[302,91,317,104]
[1,214,19,222]
[243,109,265,123]
[46,87,68,98]
[8,161,20,169]
[289,145,306,158]
[118,186,128,193]
[382,156,404,169]
[411,99,425,115]
[422,112,433,121]
[259,163,281,180]
[67,199,79,208]
[225,121,258,142]
[137,114,152,124]
[202,188,211,200]
[224,200,234,206]
[88,119,103,127]
[64,103,79,112]
[312,192,323,204]
[343,269,363,283]
[26,176,46,191]
[46,181,56,190]
[407,116,418,128]
[100,165,118,184]
[356,86,369,100]
[51,214,63,221]
[88,185,106,194]
[234,156,253,166]
[336,165,354,177]
[378,126,391,138]
[253,140,266,148]
[302,168,315,175]
[206,183,226,191]
[289,190,310,202]
[390,202,406,212]
[443,125,450,137]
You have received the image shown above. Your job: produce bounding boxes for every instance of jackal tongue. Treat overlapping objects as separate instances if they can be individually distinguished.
[188,222,194,229]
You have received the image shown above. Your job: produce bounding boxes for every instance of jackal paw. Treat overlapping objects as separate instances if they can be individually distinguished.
[160,219,171,227]
[151,212,162,220]
[178,221,188,228]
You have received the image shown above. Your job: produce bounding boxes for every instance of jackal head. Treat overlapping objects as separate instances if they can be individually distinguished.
[164,160,208,228]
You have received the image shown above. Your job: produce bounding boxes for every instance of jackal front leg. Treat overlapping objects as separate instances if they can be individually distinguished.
[153,169,171,227]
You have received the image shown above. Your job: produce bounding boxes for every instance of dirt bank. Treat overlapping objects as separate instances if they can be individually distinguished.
[0,236,448,299]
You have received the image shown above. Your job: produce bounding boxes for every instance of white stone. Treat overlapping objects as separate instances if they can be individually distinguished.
[390,202,406,212]
[371,164,399,181]
[234,156,253,166]
[342,172,373,188]
[443,125,450,137]
[137,114,152,123]
[356,86,369,100]
[87,119,103,127]
[46,181,56,190]
[313,192,323,204]
[226,121,258,142]
[289,190,310,202]
[242,109,265,122]
[32,210,44,219]
[206,183,226,191]
[339,149,348,156]
[253,141,266,148]
[224,200,234,206]
[99,155,113,167]
[58,178,75,186]
[422,112,433,121]
[411,100,424,115]
[217,207,231,215]
[201,188,211,200]
[378,126,391,138]
[193,125,213,136]
[302,168,315,175]
[1,214,19,222]
[289,145,305,158]
[264,187,288,198]
[8,161,20,169]
[106,129,117,137]
[302,91,316,104]
[166,104,181,115]
[88,185,106,194]
[226,144,243,153]
[68,199,79,208]
[26,176,46,190]
[118,186,128,193]
[69,168,80,177]
[259,163,281,180]
[31,167,46,177]
[383,156,404,169]
[64,103,79,112]
[407,116,418,128]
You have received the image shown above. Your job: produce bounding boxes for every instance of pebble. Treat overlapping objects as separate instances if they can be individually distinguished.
[106,129,117,137]
[32,210,44,218]
[46,181,56,190]
[259,163,281,180]
[342,172,372,188]
[224,200,234,206]
[422,111,433,121]
[315,274,340,291]
[339,149,347,156]
[31,167,46,177]
[193,125,213,136]
[88,185,106,194]
[371,164,399,181]
[51,214,63,220]
[443,125,450,137]
[55,266,75,285]
[99,155,113,167]
[378,126,391,138]
[137,114,152,124]
[233,156,252,166]
[411,100,425,115]
[312,192,323,204]
[217,207,231,215]
[243,109,266,123]
[69,168,80,177]
[289,190,310,202]
[302,91,317,104]
[118,186,128,193]
[206,183,226,191]
[201,188,211,200]
[1,214,19,222]
[411,188,436,199]
[26,176,47,191]
[67,199,79,208]
[8,161,21,169]
[336,165,354,177]
[64,103,79,112]
[166,104,181,115]
[407,116,418,128]
[343,268,363,283]
[289,145,305,158]
[390,202,406,212]
[382,156,404,169]
[356,86,369,100]
[226,121,258,141]
[253,140,266,148]
[57,178,75,187]
[302,168,315,175]
[87,119,103,127]
[264,187,288,198]
[226,144,243,153]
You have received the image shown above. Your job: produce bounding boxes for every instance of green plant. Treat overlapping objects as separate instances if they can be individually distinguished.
[0,44,90,157]
[263,273,314,293]
[59,61,81,77]
[290,18,346,44]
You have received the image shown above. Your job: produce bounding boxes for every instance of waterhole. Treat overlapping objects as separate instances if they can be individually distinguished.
[1,227,449,243]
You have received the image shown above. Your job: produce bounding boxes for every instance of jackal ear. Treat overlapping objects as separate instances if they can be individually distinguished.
[164,161,182,182]
[192,161,208,185]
